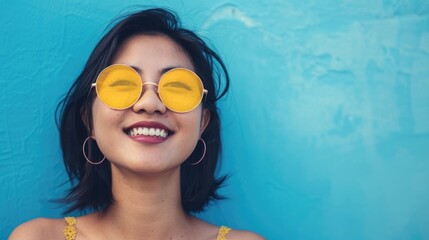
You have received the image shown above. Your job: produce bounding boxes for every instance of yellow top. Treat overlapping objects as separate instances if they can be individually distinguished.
[64,217,231,240]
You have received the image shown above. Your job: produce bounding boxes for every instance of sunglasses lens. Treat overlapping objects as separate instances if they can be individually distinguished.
[159,69,204,113]
[95,65,142,109]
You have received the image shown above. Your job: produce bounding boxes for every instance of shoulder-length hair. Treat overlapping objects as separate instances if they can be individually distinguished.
[56,8,230,214]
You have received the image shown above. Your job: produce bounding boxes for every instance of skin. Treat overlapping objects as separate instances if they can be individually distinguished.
[9,34,264,240]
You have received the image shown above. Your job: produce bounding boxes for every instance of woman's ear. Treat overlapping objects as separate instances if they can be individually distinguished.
[80,107,93,137]
[200,108,211,135]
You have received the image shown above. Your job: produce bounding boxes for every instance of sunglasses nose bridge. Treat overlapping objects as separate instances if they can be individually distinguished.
[137,81,162,104]
[142,82,158,87]
[141,82,159,94]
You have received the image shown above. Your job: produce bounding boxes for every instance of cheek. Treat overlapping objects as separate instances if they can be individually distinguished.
[90,100,127,161]
[91,99,122,137]
[178,110,204,137]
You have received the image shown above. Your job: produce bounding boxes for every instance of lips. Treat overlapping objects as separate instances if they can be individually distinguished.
[124,121,173,142]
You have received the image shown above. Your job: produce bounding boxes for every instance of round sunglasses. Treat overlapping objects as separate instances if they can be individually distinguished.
[91,64,208,113]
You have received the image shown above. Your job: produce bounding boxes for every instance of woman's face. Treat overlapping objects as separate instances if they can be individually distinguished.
[90,34,210,173]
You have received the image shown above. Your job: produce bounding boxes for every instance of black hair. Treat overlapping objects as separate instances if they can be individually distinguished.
[56,8,230,214]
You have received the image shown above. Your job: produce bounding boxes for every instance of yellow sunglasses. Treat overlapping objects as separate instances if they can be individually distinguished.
[91,64,208,113]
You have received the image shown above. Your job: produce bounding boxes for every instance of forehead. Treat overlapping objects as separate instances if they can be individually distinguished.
[113,34,194,71]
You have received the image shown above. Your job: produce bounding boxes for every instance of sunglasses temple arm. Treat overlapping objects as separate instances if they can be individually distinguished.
[202,89,208,102]
[87,83,97,98]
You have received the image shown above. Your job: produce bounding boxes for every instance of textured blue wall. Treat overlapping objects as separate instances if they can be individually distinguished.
[1,1,429,239]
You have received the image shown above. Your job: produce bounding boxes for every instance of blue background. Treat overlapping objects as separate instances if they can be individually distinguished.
[1,1,429,239]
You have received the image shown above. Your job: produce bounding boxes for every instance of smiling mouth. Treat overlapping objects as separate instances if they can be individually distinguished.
[126,127,172,138]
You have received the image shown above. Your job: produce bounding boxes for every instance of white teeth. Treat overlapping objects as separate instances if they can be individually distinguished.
[127,127,169,138]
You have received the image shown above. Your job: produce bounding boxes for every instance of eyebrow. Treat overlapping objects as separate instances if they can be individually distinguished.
[129,65,186,75]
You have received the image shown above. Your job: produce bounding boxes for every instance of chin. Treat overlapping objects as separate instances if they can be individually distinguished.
[112,158,180,174]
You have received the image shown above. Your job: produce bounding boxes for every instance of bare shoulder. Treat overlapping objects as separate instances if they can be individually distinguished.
[227,229,265,240]
[9,217,65,240]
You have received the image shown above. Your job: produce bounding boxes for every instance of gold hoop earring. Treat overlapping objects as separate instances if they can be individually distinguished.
[82,137,106,165]
[188,138,206,165]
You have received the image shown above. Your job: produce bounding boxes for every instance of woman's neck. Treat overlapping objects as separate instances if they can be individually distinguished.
[98,165,194,240]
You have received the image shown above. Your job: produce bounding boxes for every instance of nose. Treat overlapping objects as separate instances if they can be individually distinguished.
[132,82,167,114]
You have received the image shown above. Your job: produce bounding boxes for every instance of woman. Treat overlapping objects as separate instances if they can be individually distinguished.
[9,8,264,240]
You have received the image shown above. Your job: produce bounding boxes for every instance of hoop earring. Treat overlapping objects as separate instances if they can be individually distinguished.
[82,137,106,165]
[188,138,206,165]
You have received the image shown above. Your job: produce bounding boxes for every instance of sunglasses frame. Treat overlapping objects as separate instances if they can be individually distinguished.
[90,64,208,113]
